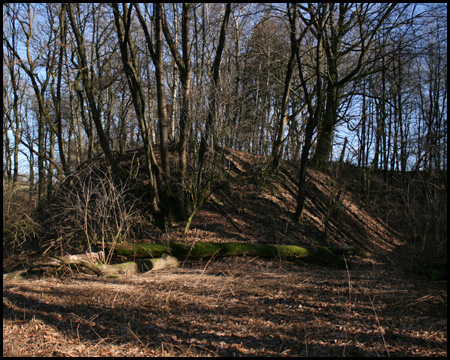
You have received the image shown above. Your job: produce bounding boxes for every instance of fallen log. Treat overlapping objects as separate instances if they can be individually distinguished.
[137,255,180,271]
[98,255,180,275]
[52,256,103,276]
[3,243,367,281]
[3,254,179,280]
[104,242,369,268]
[3,258,102,279]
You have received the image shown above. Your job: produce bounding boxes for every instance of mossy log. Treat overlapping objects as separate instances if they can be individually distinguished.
[3,244,366,280]
[3,255,179,280]
[105,242,368,268]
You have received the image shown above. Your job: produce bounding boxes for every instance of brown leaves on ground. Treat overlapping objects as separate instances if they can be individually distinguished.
[3,257,447,357]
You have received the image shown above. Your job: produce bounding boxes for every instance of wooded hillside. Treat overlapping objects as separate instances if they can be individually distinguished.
[2,5,447,356]
[3,3,447,262]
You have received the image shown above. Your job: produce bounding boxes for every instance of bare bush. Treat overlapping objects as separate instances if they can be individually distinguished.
[358,169,447,266]
[46,164,146,263]
[403,172,447,264]
[3,183,40,254]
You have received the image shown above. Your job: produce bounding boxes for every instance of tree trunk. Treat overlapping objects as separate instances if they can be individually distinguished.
[153,3,171,179]
[271,50,295,172]
[294,116,317,221]
[311,81,338,169]
[113,3,163,213]
[160,3,194,183]
[289,3,324,222]
[55,3,69,175]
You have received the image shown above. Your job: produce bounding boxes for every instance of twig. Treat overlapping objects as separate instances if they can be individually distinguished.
[367,294,390,357]
[124,323,147,348]
[342,256,352,357]
[193,248,222,289]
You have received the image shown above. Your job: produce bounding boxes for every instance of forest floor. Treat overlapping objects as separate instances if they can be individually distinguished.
[3,149,447,356]
[2,257,446,356]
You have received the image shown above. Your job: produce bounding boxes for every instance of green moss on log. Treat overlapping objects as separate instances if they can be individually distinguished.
[171,242,281,259]
[112,243,170,259]
[106,242,356,268]
[274,244,310,258]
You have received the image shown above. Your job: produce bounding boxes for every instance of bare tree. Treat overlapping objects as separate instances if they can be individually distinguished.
[111,3,163,213]
[305,3,400,169]
[197,3,231,187]
[3,4,65,198]
[414,4,447,173]
[160,3,194,182]
[52,3,69,175]
[271,46,296,171]
[67,3,121,174]
[132,3,171,180]
[287,3,326,221]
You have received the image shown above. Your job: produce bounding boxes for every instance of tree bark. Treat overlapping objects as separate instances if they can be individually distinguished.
[54,3,69,175]
[161,3,194,182]
[153,4,171,178]
[311,84,338,169]
[271,50,295,172]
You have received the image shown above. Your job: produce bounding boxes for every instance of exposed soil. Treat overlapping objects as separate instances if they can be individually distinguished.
[3,149,447,356]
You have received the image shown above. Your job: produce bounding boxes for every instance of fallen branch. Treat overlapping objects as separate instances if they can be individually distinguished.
[3,253,179,280]
[52,256,103,276]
